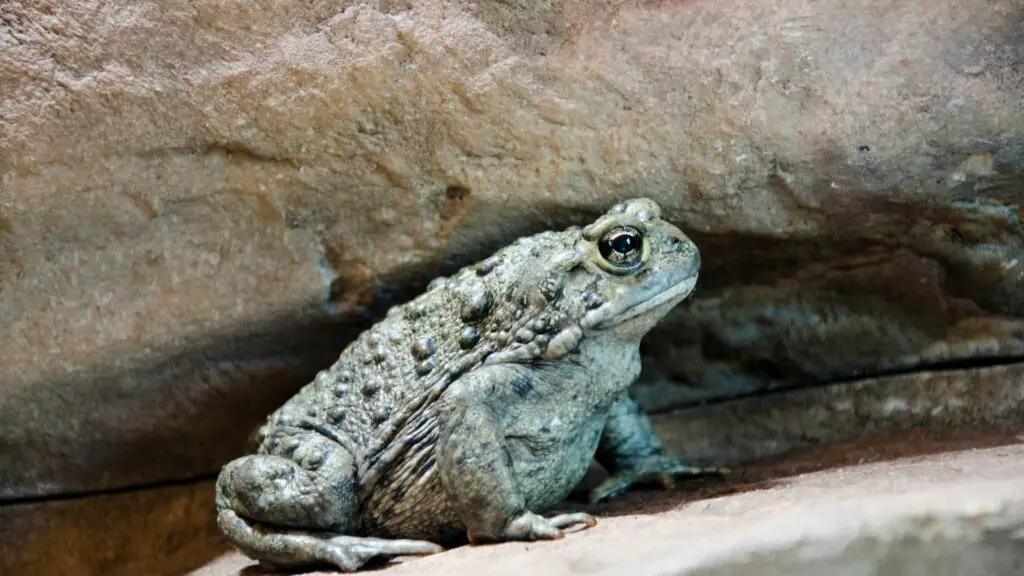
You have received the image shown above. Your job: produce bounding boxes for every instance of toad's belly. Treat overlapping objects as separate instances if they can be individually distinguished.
[505,416,606,511]
[357,418,605,543]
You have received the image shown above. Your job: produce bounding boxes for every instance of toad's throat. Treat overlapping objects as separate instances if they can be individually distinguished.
[579,258,700,331]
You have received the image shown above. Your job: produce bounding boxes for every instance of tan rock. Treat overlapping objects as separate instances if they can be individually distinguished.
[1,0,1022,505]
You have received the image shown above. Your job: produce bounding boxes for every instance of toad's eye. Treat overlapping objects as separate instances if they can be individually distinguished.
[597,225,646,274]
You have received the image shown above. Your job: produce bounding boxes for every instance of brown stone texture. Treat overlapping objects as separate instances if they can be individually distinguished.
[2,0,1022,501]
[1,0,1024,573]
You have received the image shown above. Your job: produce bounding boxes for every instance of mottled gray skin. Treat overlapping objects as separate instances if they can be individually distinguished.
[215,198,723,572]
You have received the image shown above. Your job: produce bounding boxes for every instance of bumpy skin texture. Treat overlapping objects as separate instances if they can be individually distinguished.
[215,198,723,572]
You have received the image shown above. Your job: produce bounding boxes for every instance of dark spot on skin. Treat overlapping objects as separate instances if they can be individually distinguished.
[459,326,480,349]
[339,371,353,382]
[539,425,550,434]
[330,406,345,422]
[582,290,604,309]
[461,289,494,323]
[667,236,683,253]
[411,337,435,359]
[476,256,502,276]
[416,360,434,376]
[509,374,534,398]
[534,334,551,350]
[301,450,325,469]
[405,302,428,319]
[858,144,871,152]
[539,274,566,302]
[362,382,380,397]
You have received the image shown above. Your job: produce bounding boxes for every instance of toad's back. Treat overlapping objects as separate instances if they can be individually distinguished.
[256,229,588,483]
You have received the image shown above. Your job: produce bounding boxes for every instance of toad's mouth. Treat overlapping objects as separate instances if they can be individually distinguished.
[580,254,700,331]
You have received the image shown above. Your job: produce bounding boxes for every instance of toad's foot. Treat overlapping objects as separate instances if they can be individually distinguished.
[218,509,443,572]
[469,511,597,544]
[589,456,729,503]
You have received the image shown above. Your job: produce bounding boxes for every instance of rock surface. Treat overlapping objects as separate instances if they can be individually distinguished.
[650,360,1024,465]
[193,444,1024,576]
[2,0,1023,502]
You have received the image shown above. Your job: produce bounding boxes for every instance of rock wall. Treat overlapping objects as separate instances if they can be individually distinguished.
[1,0,1022,510]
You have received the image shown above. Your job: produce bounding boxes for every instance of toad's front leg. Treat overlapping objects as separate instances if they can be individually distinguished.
[437,367,596,543]
[590,392,728,503]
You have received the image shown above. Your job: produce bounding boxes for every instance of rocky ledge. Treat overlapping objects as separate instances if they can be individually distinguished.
[192,442,1024,576]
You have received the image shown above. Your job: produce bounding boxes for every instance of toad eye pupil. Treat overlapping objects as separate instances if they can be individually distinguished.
[611,234,637,254]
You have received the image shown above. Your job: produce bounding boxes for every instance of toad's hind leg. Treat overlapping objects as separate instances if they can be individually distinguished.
[215,430,443,572]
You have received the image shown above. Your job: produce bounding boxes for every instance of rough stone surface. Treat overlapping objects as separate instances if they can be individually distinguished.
[193,444,1024,576]
[2,0,1023,504]
[649,360,1024,465]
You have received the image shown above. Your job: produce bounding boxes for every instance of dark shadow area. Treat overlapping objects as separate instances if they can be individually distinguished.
[0,310,369,501]
[0,478,228,576]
